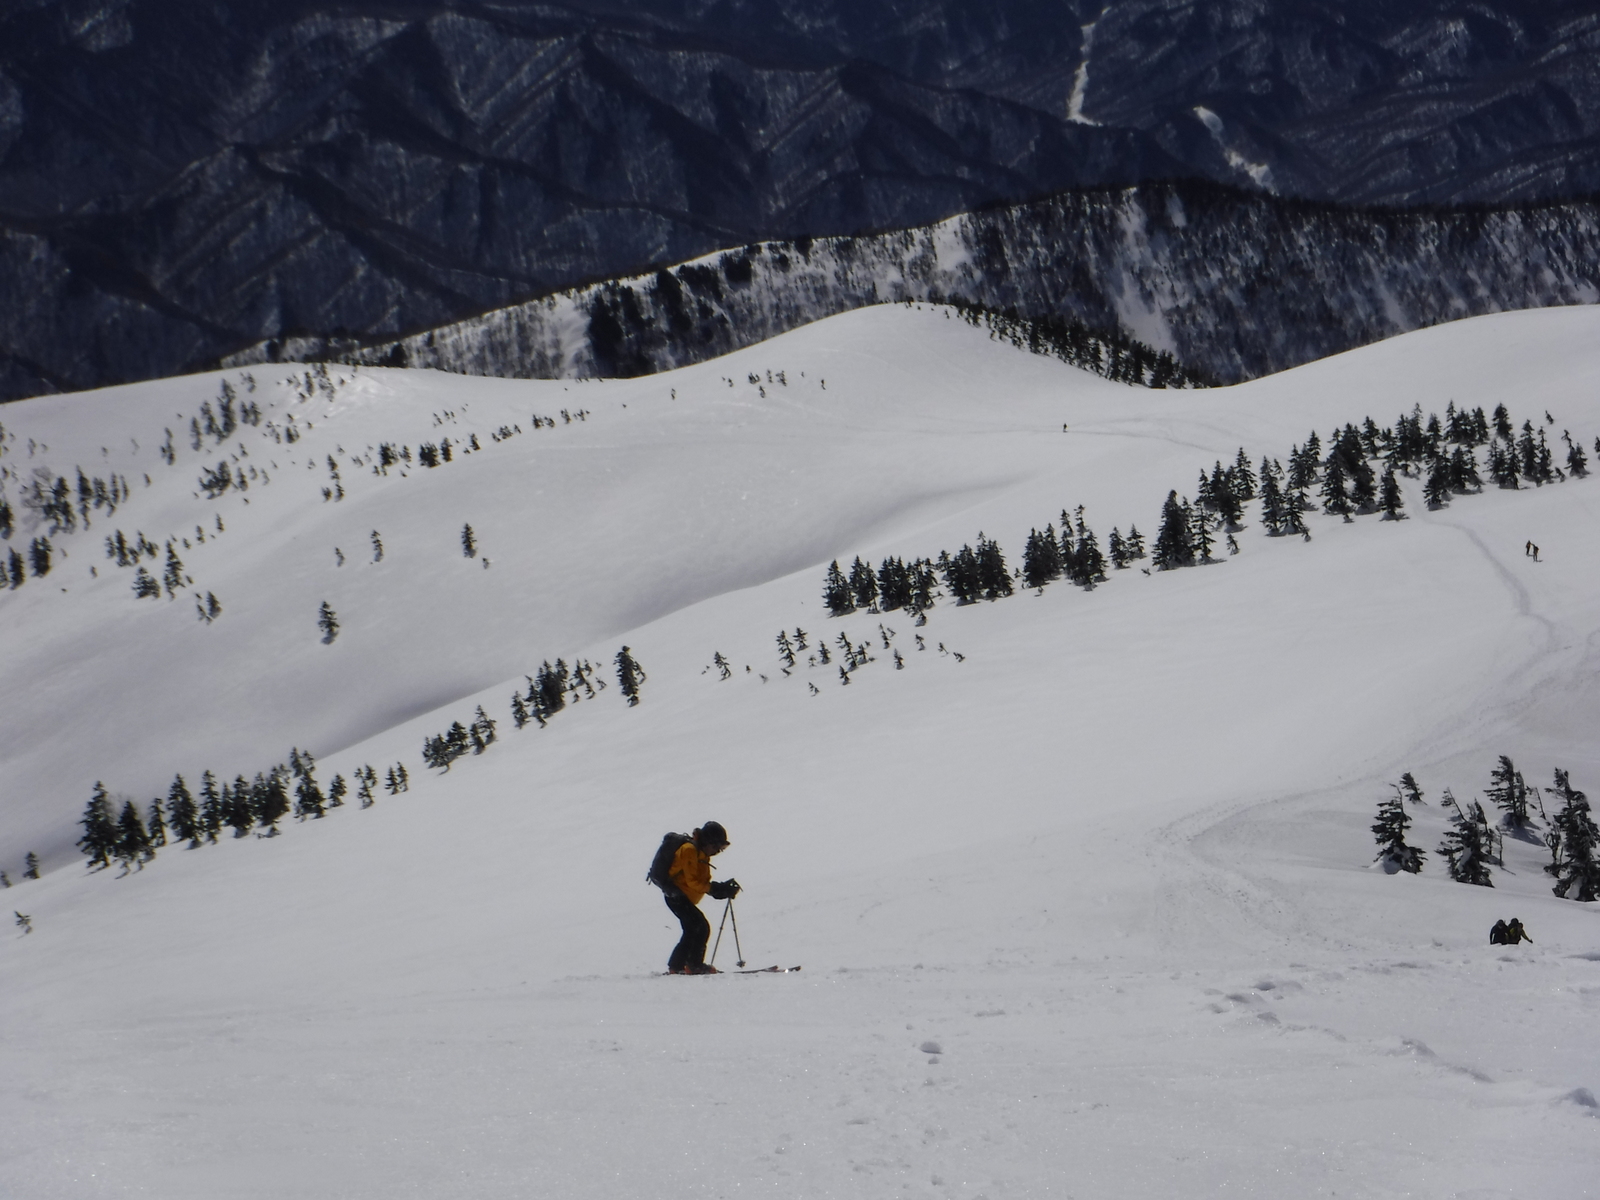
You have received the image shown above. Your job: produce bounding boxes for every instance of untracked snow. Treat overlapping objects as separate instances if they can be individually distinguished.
[2,304,1598,1197]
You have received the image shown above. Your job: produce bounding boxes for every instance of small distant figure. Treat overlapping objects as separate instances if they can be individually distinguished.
[14,911,31,935]
[1226,533,1240,556]
[1062,423,1069,432]
[1532,544,1541,561]
[1489,917,1532,945]
[1525,540,1532,557]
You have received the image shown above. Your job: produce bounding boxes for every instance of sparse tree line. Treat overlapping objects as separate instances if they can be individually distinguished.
[1373,757,1600,902]
[706,618,968,694]
[0,851,42,890]
[938,296,1215,389]
[416,648,645,773]
[818,500,1138,623]
[74,753,410,875]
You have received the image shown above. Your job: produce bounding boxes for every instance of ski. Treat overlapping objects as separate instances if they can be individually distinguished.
[735,965,801,973]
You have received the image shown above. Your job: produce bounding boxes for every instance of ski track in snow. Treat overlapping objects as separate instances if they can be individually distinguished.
[2,303,1600,1197]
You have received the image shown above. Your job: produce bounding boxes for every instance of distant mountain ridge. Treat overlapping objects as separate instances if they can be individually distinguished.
[4,0,1600,399]
[226,180,1600,388]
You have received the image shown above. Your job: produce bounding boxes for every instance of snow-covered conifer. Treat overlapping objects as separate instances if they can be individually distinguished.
[1378,464,1405,520]
[1372,793,1425,873]
[1486,755,1531,829]
[975,535,1012,599]
[615,646,646,706]
[252,769,291,835]
[461,523,476,558]
[77,783,118,870]
[114,800,153,869]
[823,560,854,616]
[145,799,167,848]
[1022,526,1062,589]
[1438,793,1493,886]
[848,556,878,611]
[23,851,39,881]
[1152,492,1194,569]
[318,601,339,643]
[1546,769,1600,901]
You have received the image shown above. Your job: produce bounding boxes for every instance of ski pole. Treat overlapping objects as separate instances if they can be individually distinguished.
[710,898,731,967]
[728,898,745,968]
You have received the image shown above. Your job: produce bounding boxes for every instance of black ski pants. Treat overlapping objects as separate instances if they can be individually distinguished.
[664,888,710,971]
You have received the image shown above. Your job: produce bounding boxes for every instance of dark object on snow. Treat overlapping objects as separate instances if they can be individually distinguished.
[647,832,694,892]
[651,824,734,973]
[1490,918,1532,945]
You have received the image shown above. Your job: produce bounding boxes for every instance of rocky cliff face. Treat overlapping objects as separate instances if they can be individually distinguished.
[230,181,1600,388]
[4,1,1600,400]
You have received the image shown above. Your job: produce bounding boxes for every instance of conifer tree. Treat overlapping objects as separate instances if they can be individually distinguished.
[1565,436,1588,478]
[23,851,40,880]
[461,524,477,558]
[848,556,879,611]
[1320,454,1353,520]
[357,765,377,807]
[1422,456,1452,508]
[318,601,339,643]
[132,566,161,598]
[163,542,185,596]
[1378,464,1405,520]
[1187,502,1215,563]
[1534,427,1556,484]
[1124,524,1146,560]
[470,705,497,751]
[1448,445,1482,492]
[253,768,291,835]
[327,774,347,809]
[908,559,937,615]
[823,560,854,616]
[1022,526,1062,589]
[1152,492,1194,569]
[1546,769,1600,901]
[290,749,326,820]
[198,771,223,842]
[114,800,153,870]
[1516,421,1539,481]
[776,631,797,666]
[1398,772,1424,805]
[876,558,912,611]
[1075,527,1106,584]
[1486,755,1531,829]
[1438,793,1494,886]
[1486,438,1519,488]
[1107,527,1127,569]
[221,778,253,837]
[975,535,1012,599]
[29,536,51,578]
[145,799,168,848]
[1281,487,1309,538]
[941,544,984,604]
[615,646,645,706]
[511,692,532,728]
[1231,447,1257,500]
[77,783,118,869]
[371,531,384,562]
[1258,467,1286,535]
[1372,793,1425,873]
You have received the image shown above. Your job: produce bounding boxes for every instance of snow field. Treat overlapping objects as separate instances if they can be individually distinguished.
[3,303,1600,1197]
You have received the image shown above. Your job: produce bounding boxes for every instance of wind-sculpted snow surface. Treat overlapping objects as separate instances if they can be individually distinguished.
[233,181,1600,388]
[2,306,1599,1196]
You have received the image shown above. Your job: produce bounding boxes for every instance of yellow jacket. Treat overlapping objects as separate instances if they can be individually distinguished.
[668,840,712,904]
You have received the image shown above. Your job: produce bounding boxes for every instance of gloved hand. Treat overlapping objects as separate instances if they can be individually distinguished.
[708,878,741,900]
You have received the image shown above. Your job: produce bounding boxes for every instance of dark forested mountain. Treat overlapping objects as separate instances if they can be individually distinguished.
[4,0,1600,400]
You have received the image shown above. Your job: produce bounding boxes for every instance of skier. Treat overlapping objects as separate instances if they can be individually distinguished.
[652,822,740,974]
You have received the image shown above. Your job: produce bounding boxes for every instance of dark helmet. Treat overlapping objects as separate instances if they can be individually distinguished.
[697,821,729,850]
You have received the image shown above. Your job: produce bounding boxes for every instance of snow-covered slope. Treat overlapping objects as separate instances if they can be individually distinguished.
[2,304,1598,1197]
